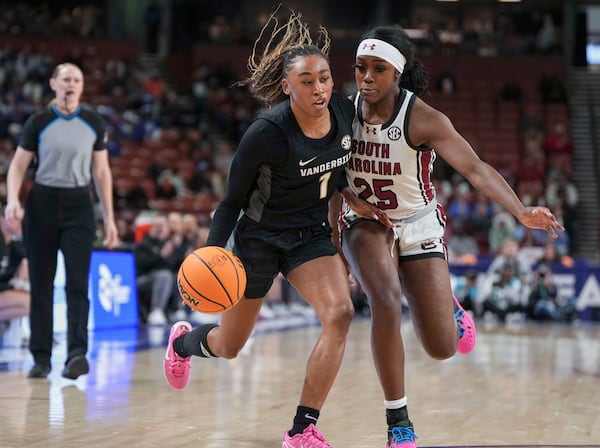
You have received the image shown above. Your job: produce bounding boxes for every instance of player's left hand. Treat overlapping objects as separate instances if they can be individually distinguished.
[342,191,393,228]
[518,206,565,239]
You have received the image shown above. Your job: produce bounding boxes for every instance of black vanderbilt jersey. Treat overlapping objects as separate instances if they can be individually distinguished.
[207,92,354,247]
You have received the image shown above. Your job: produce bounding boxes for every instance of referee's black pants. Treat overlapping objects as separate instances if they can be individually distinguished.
[24,184,96,367]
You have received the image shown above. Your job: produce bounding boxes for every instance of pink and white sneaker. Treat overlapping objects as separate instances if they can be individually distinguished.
[282,424,332,448]
[387,422,418,448]
[163,321,192,390]
[453,295,476,354]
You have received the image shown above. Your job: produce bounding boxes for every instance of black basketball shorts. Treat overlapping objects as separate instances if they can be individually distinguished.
[233,215,338,299]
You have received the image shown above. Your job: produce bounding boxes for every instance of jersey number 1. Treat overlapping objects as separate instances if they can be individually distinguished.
[319,172,331,199]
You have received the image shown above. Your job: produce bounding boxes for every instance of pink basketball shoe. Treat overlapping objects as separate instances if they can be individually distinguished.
[282,424,332,448]
[453,295,476,354]
[387,421,418,448]
[163,321,192,390]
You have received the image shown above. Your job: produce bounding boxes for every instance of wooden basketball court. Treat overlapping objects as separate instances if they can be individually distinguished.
[1,316,599,448]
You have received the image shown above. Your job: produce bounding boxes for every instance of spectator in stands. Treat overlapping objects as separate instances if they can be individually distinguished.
[486,238,532,283]
[207,15,234,44]
[0,215,29,323]
[550,184,580,253]
[519,106,546,140]
[543,122,574,176]
[114,178,149,212]
[447,220,479,264]
[165,211,193,321]
[481,262,524,322]
[144,71,167,102]
[432,179,453,208]
[452,269,479,316]
[526,264,576,321]
[488,211,517,254]
[536,14,559,54]
[446,182,473,230]
[544,122,573,155]
[437,18,463,54]
[435,70,457,94]
[157,168,187,198]
[470,191,495,252]
[134,214,180,325]
[194,223,211,248]
[115,216,135,250]
[187,140,216,193]
[105,126,122,157]
[534,241,574,269]
[191,66,210,124]
[181,213,200,250]
[547,205,571,256]
[516,148,545,200]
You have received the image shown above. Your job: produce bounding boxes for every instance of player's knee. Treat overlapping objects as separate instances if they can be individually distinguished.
[369,293,403,315]
[320,301,354,330]
[422,338,457,360]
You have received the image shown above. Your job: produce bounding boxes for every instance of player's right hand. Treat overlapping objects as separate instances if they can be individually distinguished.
[4,201,24,224]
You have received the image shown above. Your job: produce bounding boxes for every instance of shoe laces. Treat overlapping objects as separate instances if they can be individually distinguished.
[168,352,189,378]
[302,425,331,447]
[389,425,417,443]
[454,308,466,338]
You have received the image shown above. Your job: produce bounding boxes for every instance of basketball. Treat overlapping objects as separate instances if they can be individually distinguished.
[177,246,246,314]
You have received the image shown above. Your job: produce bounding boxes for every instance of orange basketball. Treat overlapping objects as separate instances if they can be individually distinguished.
[177,246,246,314]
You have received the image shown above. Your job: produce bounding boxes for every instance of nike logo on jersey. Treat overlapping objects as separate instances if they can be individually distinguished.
[300,153,351,177]
[299,157,318,167]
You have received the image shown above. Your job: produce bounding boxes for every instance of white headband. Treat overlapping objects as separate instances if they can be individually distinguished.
[356,38,407,74]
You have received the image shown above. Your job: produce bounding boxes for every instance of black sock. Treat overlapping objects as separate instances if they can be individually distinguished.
[289,405,320,436]
[173,323,219,358]
[386,405,409,427]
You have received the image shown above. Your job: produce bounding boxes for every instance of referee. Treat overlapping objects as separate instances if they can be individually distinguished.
[5,62,117,379]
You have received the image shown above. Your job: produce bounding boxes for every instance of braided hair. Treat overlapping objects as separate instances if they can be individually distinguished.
[237,6,331,107]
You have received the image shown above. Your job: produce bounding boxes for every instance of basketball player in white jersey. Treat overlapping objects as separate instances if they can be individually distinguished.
[337,25,565,448]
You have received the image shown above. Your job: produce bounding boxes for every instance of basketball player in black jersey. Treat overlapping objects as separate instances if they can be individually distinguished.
[163,9,360,448]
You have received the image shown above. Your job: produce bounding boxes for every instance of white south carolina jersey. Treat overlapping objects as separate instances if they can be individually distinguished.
[346,89,437,220]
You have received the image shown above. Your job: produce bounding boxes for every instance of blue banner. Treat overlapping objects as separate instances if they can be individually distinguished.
[450,260,600,321]
[88,250,139,330]
[53,250,138,332]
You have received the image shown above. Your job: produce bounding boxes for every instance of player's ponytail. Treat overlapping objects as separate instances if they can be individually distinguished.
[237,5,330,107]
[400,61,428,97]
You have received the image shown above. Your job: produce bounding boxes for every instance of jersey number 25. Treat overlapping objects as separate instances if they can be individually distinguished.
[353,177,398,210]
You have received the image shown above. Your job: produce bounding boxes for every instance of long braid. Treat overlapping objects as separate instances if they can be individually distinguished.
[237,6,330,107]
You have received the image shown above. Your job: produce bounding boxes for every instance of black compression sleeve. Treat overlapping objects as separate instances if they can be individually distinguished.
[206,203,241,247]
